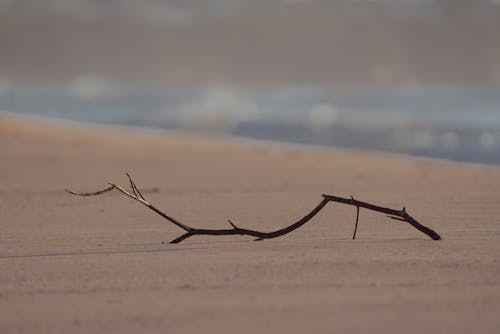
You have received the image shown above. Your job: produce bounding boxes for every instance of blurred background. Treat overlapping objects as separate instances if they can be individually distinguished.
[1,0,500,164]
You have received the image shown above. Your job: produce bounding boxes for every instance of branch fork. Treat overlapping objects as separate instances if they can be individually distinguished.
[65,173,441,243]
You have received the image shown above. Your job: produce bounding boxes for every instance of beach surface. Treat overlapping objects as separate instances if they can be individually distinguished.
[1,115,499,333]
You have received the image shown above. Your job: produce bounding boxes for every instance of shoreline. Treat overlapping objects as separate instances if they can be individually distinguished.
[2,110,498,171]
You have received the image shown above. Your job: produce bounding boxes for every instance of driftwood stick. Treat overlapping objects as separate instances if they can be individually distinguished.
[65,174,441,243]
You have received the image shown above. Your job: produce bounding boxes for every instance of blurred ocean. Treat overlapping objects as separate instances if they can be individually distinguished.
[1,0,500,164]
[1,85,499,165]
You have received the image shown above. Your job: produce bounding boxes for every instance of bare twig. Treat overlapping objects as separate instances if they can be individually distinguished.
[126,172,145,200]
[351,195,360,240]
[65,173,441,243]
[64,185,116,197]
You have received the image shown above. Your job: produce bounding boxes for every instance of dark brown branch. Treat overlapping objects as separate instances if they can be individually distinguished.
[321,195,441,240]
[65,173,441,243]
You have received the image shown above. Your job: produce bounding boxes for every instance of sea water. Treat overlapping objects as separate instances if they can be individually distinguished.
[1,85,499,165]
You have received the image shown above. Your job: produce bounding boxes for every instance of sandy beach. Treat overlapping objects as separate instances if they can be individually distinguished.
[1,115,499,333]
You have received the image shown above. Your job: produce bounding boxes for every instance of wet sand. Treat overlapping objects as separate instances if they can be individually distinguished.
[1,115,499,333]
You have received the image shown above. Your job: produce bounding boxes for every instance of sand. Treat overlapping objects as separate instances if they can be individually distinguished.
[1,115,499,333]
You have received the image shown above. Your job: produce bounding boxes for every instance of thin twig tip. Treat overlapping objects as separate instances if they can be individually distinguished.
[228,219,238,229]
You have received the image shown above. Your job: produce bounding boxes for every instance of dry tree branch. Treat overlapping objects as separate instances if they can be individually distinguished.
[65,173,441,243]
